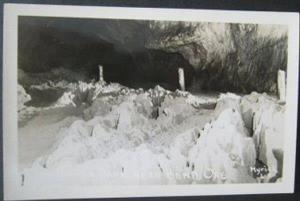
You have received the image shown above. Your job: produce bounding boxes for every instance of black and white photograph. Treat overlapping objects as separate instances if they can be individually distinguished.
[3,4,299,200]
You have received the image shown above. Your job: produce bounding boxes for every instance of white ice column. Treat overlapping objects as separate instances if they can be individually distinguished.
[178,68,185,91]
[277,70,286,103]
[99,65,104,82]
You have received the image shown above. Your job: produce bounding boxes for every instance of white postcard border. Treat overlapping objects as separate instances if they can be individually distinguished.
[3,3,299,200]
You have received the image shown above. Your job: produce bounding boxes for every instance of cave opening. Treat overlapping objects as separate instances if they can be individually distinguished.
[18,15,288,107]
[18,16,197,107]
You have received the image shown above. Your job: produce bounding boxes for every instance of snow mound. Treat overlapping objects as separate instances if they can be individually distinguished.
[20,84,217,186]
[54,91,76,107]
[23,144,173,186]
[187,108,256,184]
[19,82,282,186]
[214,93,241,117]
[185,93,217,109]
[159,96,197,126]
[18,84,41,124]
[30,80,69,90]
[51,81,124,108]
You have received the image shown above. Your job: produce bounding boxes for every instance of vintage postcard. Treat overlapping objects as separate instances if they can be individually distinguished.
[3,3,299,200]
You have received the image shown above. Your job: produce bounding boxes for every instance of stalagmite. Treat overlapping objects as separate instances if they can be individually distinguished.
[277,70,286,103]
[178,68,185,91]
[98,65,104,82]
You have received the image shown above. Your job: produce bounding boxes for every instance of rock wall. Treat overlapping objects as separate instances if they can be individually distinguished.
[147,22,288,93]
[18,17,287,93]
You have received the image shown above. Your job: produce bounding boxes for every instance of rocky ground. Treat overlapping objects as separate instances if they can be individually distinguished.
[18,80,284,187]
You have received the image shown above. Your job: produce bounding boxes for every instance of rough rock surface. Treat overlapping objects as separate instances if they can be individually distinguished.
[146,22,287,93]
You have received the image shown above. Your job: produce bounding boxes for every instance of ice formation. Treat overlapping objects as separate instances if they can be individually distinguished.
[18,81,285,186]
[18,84,31,112]
[241,92,285,182]
[18,84,41,124]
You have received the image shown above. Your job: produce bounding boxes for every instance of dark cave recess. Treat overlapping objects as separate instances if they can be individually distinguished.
[18,16,287,93]
[18,16,195,91]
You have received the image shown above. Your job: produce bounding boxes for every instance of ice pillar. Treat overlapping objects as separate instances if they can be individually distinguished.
[178,68,185,91]
[277,70,286,103]
[99,65,104,82]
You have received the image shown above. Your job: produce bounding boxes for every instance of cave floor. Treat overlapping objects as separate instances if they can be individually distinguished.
[18,106,84,170]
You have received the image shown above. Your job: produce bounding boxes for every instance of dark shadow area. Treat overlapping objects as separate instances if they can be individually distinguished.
[18,16,195,92]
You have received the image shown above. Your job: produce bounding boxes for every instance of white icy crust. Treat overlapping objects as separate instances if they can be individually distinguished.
[18,84,31,112]
[241,92,285,182]
[19,82,284,186]
[18,84,39,123]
